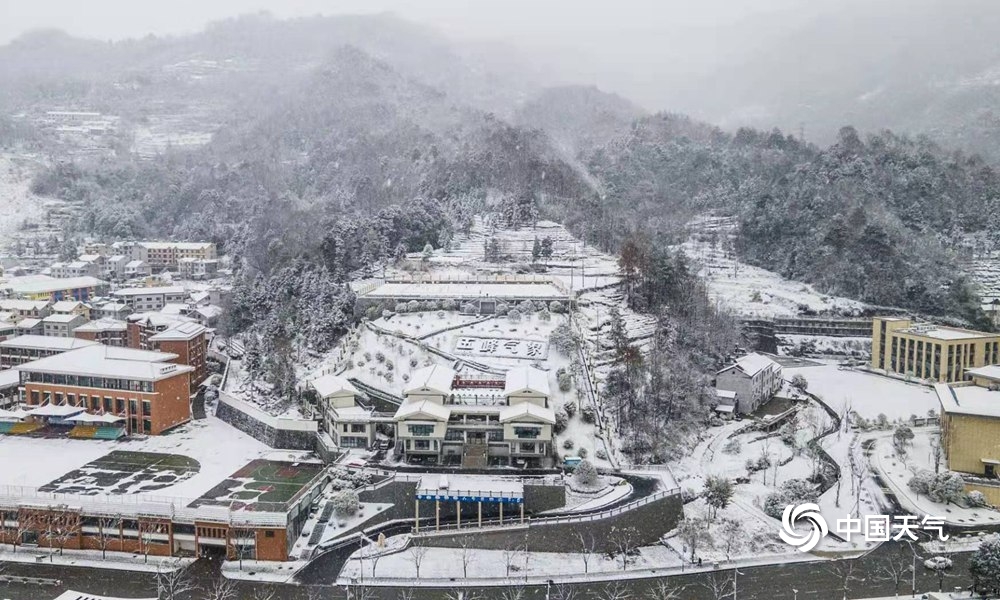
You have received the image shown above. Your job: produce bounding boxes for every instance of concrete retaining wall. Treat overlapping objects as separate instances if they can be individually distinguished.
[215,392,317,450]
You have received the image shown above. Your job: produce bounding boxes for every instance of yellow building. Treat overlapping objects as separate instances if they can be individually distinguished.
[935,380,1000,503]
[871,317,1000,383]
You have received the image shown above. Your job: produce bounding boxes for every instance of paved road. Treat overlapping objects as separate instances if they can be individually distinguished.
[1,540,978,600]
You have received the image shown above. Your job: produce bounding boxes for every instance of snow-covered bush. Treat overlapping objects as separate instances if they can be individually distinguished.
[763,479,818,519]
[365,305,380,320]
[595,448,608,460]
[967,490,988,508]
[929,472,966,504]
[550,322,577,355]
[908,470,935,495]
[363,352,372,362]
[554,406,569,434]
[508,309,522,323]
[376,351,385,363]
[332,490,360,516]
[549,301,565,314]
[564,402,577,418]
[573,459,599,487]
[581,404,596,424]
[496,302,510,316]
[519,300,536,313]
[382,309,393,319]
[557,371,572,392]
[402,373,410,382]
[563,439,575,450]
[539,309,551,322]
[461,302,476,314]
[722,439,742,455]
[407,300,420,312]
[577,447,588,459]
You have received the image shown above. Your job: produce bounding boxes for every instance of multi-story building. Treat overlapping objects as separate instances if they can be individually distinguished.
[105,255,128,280]
[0,299,52,321]
[50,261,101,279]
[133,242,218,270]
[17,344,193,435]
[871,317,1000,383]
[51,300,90,321]
[715,353,783,414]
[394,365,556,468]
[0,335,98,368]
[936,374,1000,504]
[124,260,152,279]
[1,275,107,302]
[41,313,87,338]
[149,322,209,392]
[310,374,376,449]
[126,312,198,350]
[177,258,220,280]
[15,318,43,336]
[74,318,128,347]
[112,286,188,312]
[90,300,132,321]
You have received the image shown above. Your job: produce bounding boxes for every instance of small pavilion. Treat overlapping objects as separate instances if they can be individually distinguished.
[414,474,524,532]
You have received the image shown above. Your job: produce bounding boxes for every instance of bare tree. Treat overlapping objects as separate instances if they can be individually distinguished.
[96,516,121,560]
[825,560,861,600]
[407,544,429,579]
[499,583,526,600]
[251,586,278,600]
[551,583,578,600]
[848,443,868,517]
[698,572,734,600]
[577,531,597,573]
[930,438,945,474]
[396,589,414,600]
[676,517,713,562]
[9,512,31,554]
[203,576,238,600]
[502,541,525,578]
[876,548,912,597]
[228,524,256,570]
[608,526,638,571]
[643,580,684,600]
[444,590,481,600]
[718,519,743,560]
[156,559,196,600]
[593,581,632,600]
[459,536,475,579]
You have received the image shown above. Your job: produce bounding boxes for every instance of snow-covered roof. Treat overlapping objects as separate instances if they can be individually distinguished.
[0,335,98,351]
[16,318,42,329]
[148,321,207,341]
[194,305,223,319]
[715,404,736,413]
[720,353,780,376]
[504,366,550,397]
[125,260,148,268]
[966,366,1000,384]
[416,474,523,502]
[394,399,451,421]
[1,275,105,294]
[51,300,84,312]
[16,345,189,382]
[43,313,83,323]
[0,369,20,389]
[331,405,372,422]
[498,402,555,424]
[74,318,128,333]
[127,311,195,328]
[27,404,87,418]
[310,374,359,398]
[53,591,156,600]
[113,286,186,297]
[107,254,128,263]
[404,365,456,396]
[936,383,1000,419]
[0,299,50,311]
[66,412,124,424]
[140,241,213,250]
[715,389,737,399]
[0,407,29,421]
[900,323,995,341]
[78,254,102,262]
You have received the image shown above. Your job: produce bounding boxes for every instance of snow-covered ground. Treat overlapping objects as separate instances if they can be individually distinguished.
[777,334,871,360]
[0,415,288,502]
[786,364,939,421]
[680,216,867,318]
[0,152,50,255]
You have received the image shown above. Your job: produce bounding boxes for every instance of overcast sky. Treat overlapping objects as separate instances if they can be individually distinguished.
[0,0,828,45]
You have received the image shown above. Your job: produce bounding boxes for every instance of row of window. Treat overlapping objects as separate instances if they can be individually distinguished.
[20,371,156,393]
[27,390,152,417]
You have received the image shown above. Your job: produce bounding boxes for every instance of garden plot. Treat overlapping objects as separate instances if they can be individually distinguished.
[190,458,324,511]
[785,364,940,421]
[39,450,199,495]
[375,313,484,339]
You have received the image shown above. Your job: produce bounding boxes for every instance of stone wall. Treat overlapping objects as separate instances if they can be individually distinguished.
[215,399,315,450]
[414,492,683,553]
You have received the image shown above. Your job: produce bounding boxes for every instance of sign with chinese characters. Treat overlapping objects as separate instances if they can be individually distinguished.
[779,503,948,553]
[454,336,548,360]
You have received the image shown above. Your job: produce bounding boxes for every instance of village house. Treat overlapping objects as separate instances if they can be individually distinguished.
[715,352,783,414]
[42,313,87,338]
[112,286,189,312]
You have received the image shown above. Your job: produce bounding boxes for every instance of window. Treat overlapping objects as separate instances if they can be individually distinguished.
[30,390,40,405]
[987,464,996,478]
[67,394,76,406]
[143,419,152,433]
[142,401,152,416]
[414,439,431,450]
[513,426,541,439]
[54,392,64,405]
[488,430,504,442]
[265,531,275,538]
[445,429,464,441]
[408,424,435,437]
[518,442,536,454]
[350,424,366,433]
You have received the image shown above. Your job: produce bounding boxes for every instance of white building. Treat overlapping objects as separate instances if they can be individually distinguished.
[715,353,783,415]
[394,365,556,468]
[112,286,188,311]
[309,374,376,449]
[42,313,87,338]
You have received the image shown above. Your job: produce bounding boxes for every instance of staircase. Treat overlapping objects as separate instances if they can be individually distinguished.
[461,441,488,468]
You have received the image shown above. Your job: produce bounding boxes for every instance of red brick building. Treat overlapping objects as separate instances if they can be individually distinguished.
[17,345,193,435]
[73,318,128,347]
[149,322,209,393]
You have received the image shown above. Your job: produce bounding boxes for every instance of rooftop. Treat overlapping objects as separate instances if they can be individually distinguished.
[394,399,451,421]
[148,321,207,341]
[504,366,550,397]
[899,323,996,341]
[139,241,214,250]
[1,275,106,295]
[43,313,83,323]
[16,345,190,382]
[498,402,556,424]
[0,299,50,311]
[51,300,84,312]
[967,365,1000,383]
[404,365,457,396]
[310,373,359,398]
[720,352,780,377]
[416,474,523,502]
[74,318,128,333]
[112,286,186,297]
[0,335,99,351]
[936,383,1000,419]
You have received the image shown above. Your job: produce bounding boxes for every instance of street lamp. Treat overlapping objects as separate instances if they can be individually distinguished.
[546,579,554,600]
[906,542,923,598]
[734,567,744,600]
[792,589,798,600]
